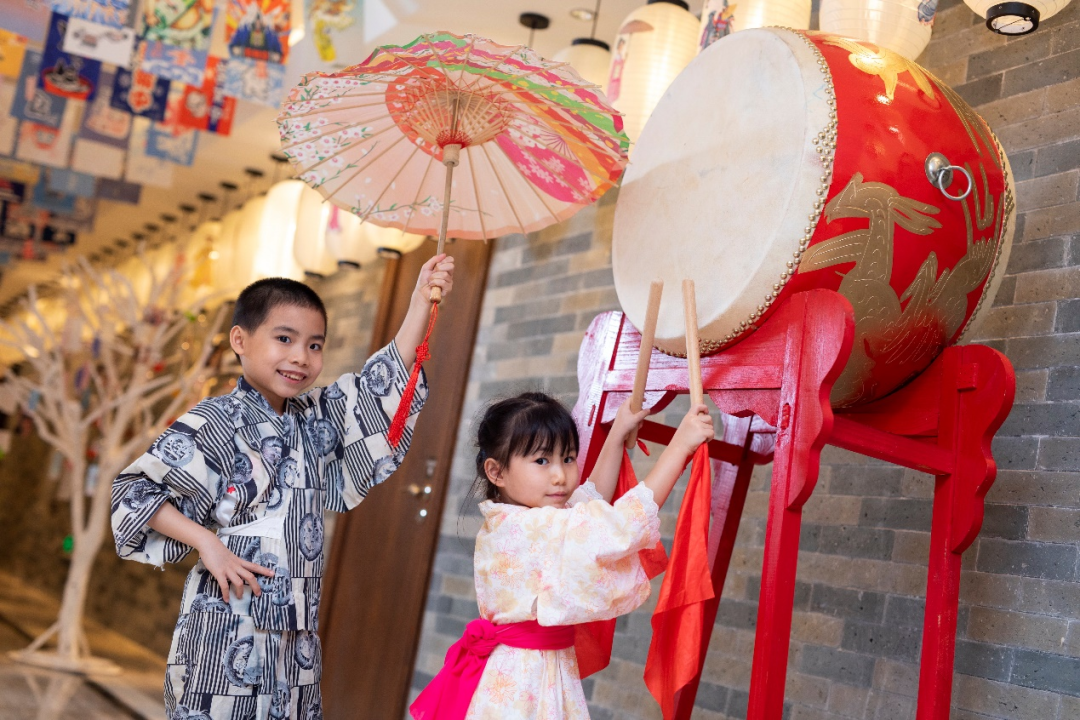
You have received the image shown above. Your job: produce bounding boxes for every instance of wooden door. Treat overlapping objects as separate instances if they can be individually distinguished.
[320,238,491,720]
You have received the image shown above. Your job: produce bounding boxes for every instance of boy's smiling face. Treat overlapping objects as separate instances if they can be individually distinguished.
[230,303,326,413]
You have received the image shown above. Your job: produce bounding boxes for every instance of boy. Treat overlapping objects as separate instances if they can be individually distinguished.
[111,253,454,720]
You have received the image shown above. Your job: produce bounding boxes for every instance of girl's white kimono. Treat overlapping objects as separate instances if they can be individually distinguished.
[111,342,424,720]
[467,481,661,720]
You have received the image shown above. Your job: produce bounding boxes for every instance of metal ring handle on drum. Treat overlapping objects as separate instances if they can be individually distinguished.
[925,152,974,202]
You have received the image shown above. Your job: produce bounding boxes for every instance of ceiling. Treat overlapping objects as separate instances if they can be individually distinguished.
[0,0,706,304]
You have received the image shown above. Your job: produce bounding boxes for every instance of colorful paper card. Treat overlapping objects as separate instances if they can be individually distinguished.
[0,29,29,79]
[0,159,41,185]
[138,0,215,85]
[39,13,102,101]
[146,103,199,166]
[49,0,131,29]
[47,168,97,197]
[32,174,78,214]
[305,0,363,64]
[1,0,52,43]
[0,180,26,203]
[11,49,67,128]
[95,176,140,204]
[70,138,126,179]
[175,55,235,135]
[225,0,290,64]
[15,104,78,168]
[79,70,131,148]
[0,81,17,156]
[62,17,136,67]
[0,201,44,241]
[221,56,284,107]
[125,117,173,188]
[110,67,170,121]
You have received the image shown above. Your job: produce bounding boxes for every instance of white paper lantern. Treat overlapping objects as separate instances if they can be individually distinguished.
[607,0,700,143]
[213,209,244,295]
[554,38,613,89]
[819,0,934,61]
[231,196,267,291]
[324,206,378,268]
[699,0,812,51]
[253,180,306,282]
[293,186,343,277]
[964,0,1071,34]
[363,223,428,258]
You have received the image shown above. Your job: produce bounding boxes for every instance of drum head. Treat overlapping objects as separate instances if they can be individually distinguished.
[613,28,830,355]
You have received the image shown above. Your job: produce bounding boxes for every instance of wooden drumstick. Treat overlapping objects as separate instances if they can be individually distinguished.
[626,280,663,450]
[682,279,703,407]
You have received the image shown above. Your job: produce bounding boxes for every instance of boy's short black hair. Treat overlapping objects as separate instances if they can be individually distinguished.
[232,278,328,332]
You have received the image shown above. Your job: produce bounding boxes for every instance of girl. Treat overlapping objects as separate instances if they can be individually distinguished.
[411,392,714,720]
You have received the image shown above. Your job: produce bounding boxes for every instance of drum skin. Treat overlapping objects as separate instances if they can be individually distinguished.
[613,29,1015,407]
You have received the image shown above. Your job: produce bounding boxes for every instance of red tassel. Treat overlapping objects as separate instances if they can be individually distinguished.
[388,302,438,447]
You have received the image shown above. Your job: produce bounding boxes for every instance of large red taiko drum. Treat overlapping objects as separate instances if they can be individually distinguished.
[613,28,1015,407]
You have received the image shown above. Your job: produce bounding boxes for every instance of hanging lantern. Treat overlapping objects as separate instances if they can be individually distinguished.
[819,0,934,61]
[964,0,1070,34]
[607,0,700,143]
[699,0,812,51]
[253,180,306,282]
[293,186,341,277]
[554,38,612,88]
[212,208,244,295]
[187,220,222,290]
[323,205,378,269]
[231,195,267,291]
[362,223,428,259]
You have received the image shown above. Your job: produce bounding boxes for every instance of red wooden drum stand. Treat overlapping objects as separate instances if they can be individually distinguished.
[571,290,1015,720]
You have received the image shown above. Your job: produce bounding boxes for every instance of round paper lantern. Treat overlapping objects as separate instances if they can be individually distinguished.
[187,220,222,289]
[554,38,612,89]
[253,180,306,282]
[699,0,812,51]
[231,196,267,291]
[607,0,700,143]
[293,186,343,277]
[964,0,1071,34]
[362,223,428,258]
[324,206,378,268]
[212,208,244,295]
[819,0,934,61]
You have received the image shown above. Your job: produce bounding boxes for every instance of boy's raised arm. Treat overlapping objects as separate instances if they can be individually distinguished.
[394,253,455,368]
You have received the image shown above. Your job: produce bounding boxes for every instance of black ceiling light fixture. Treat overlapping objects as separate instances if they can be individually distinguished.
[519,12,551,48]
[985,2,1040,33]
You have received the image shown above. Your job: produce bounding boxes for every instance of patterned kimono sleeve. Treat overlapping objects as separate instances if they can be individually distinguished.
[534,483,662,626]
[110,403,232,567]
[315,340,427,513]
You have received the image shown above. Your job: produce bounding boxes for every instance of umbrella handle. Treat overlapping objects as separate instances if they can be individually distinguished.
[431,143,462,305]
[627,280,663,450]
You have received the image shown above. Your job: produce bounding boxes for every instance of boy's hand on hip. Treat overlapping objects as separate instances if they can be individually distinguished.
[198,535,276,601]
[416,253,455,304]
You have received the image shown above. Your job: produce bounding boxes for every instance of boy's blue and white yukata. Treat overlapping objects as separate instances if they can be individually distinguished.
[111,341,426,720]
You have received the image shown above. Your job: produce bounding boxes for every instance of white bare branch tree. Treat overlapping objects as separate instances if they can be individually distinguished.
[0,247,227,674]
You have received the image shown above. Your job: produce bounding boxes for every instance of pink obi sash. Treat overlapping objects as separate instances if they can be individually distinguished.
[409,618,575,720]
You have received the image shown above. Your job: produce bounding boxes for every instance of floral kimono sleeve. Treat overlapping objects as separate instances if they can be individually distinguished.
[111,400,234,567]
[310,340,427,513]
[534,483,662,626]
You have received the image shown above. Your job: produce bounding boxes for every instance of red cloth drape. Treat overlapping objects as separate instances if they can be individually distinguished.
[643,443,714,719]
[574,449,668,678]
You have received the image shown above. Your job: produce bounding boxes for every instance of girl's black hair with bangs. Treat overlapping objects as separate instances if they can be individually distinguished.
[470,392,580,502]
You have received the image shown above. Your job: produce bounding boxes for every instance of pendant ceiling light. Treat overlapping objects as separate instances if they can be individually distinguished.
[699,0,812,51]
[819,0,935,61]
[293,184,346,277]
[554,1,612,88]
[323,206,379,269]
[607,0,700,144]
[964,0,1071,34]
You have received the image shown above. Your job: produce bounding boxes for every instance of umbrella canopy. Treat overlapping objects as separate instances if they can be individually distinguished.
[277,31,629,242]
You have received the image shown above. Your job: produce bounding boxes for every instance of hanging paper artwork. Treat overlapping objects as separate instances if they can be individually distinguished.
[0,29,29,79]
[32,174,78,214]
[70,138,126,179]
[39,13,102,101]
[49,0,131,29]
[111,67,170,121]
[11,50,67,128]
[306,0,361,63]
[47,168,97,197]
[80,70,131,148]
[175,55,235,135]
[95,176,141,204]
[225,0,290,64]
[699,0,735,52]
[146,93,199,166]
[125,117,174,188]
[46,194,96,234]
[62,17,136,67]
[1,0,52,43]
[15,105,78,168]
[0,201,46,242]
[0,82,17,157]
[221,56,285,107]
[0,180,26,204]
[95,176,140,203]
[139,0,215,85]
[0,159,40,185]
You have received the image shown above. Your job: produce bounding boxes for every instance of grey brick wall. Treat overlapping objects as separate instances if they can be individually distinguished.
[407,2,1080,718]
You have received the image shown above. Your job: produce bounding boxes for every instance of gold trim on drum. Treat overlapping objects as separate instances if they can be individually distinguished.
[699,29,839,356]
